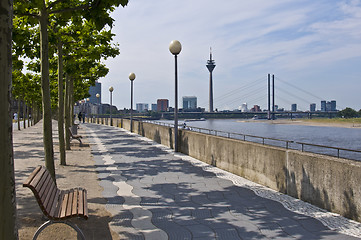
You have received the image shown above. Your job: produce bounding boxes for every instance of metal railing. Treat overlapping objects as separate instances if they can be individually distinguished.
[143,120,361,160]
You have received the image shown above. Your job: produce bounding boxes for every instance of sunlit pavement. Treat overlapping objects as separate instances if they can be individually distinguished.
[83,123,361,240]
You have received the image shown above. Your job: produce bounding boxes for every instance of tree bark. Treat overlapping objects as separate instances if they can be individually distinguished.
[70,76,74,125]
[64,74,71,150]
[57,39,66,165]
[23,101,26,129]
[39,6,55,181]
[17,98,20,130]
[0,0,19,238]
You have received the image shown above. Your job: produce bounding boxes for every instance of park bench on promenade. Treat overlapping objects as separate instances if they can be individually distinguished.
[68,127,82,144]
[23,166,88,240]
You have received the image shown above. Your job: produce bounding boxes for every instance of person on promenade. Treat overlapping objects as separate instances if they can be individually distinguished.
[78,112,82,123]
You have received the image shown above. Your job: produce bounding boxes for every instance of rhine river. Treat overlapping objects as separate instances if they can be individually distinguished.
[159,119,361,160]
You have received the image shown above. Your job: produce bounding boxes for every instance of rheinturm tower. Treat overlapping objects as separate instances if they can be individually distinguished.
[206,47,216,112]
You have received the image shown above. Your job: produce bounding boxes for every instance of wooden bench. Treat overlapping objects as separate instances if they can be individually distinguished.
[68,127,82,144]
[23,166,88,239]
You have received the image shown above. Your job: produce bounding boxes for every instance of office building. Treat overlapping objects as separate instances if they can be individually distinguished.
[136,103,148,112]
[321,100,326,112]
[250,105,261,112]
[88,81,101,104]
[151,104,157,111]
[239,103,248,112]
[330,100,337,111]
[291,104,297,112]
[310,103,316,112]
[238,103,248,112]
[157,99,169,112]
[182,96,197,110]
[321,100,337,112]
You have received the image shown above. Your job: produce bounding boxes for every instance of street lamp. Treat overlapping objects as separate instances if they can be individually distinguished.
[96,93,100,124]
[109,86,114,126]
[86,98,90,120]
[169,40,182,152]
[129,72,136,132]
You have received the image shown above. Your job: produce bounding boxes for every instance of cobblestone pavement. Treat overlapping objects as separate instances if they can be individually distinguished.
[83,123,361,240]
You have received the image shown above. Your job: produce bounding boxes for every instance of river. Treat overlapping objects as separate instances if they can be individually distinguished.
[159,119,361,160]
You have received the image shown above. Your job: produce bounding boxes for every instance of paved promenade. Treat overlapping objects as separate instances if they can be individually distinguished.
[14,121,361,239]
[84,123,361,240]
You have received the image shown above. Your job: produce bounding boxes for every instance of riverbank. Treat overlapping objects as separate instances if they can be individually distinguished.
[261,118,361,128]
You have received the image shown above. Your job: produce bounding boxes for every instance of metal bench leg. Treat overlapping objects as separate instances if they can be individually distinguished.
[33,220,86,240]
[33,220,53,240]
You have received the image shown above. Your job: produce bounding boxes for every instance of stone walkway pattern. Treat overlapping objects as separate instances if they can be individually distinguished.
[14,120,361,239]
[84,123,361,240]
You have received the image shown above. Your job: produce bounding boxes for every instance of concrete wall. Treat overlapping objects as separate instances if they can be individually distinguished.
[98,118,361,222]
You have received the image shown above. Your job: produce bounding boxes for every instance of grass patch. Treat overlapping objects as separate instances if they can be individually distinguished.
[305,118,361,124]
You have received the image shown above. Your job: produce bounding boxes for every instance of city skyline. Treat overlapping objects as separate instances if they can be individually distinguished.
[96,0,361,111]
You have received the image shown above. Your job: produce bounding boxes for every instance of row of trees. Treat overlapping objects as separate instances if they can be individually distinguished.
[338,107,361,118]
[1,0,129,239]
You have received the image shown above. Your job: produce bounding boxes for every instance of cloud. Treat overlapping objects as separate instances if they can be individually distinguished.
[99,0,361,111]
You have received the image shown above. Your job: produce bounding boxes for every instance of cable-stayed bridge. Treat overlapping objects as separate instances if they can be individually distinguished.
[198,74,342,112]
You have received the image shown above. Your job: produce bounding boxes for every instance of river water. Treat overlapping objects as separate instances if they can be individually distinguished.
[159,119,361,160]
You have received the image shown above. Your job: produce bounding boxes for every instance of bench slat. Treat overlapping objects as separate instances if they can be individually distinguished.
[23,166,42,186]
[78,189,84,216]
[60,190,69,219]
[39,173,53,204]
[29,167,46,189]
[72,189,78,216]
[83,189,88,218]
[49,189,60,217]
[66,189,74,217]
[44,184,58,215]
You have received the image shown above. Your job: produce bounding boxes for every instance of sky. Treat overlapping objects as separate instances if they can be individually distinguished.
[98,0,361,111]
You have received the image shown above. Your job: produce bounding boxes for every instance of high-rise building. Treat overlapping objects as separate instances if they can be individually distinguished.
[182,96,197,110]
[330,100,337,111]
[321,100,326,112]
[157,99,169,112]
[136,103,148,112]
[321,100,337,112]
[291,104,297,112]
[310,103,316,112]
[250,105,261,112]
[151,104,157,111]
[239,103,248,112]
[88,81,101,104]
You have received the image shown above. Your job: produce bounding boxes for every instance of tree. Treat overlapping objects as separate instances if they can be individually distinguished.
[0,0,18,238]
[14,0,129,180]
[338,107,358,118]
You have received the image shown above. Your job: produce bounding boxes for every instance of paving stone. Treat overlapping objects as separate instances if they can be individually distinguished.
[85,123,361,240]
[185,224,215,238]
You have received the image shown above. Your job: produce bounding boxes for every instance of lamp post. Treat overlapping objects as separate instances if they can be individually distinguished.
[96,93,100,124]
[86,98,90,121]
[129,72,136,132]
[109,86,114,126]
[169,40,182,152]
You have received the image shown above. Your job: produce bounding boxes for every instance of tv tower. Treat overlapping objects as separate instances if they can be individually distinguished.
[206,47,216,112]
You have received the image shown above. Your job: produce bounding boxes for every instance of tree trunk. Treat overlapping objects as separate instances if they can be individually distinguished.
[0,0,19,238]
[64,74,71,150]
[70,76,74,125]
[23,101,26,129]
[17,98,20,130]
[39,7,55,181]
[26,106,31,127]
[57,40,66,165]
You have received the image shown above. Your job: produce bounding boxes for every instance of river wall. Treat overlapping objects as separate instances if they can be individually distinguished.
[95,117,361,222]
